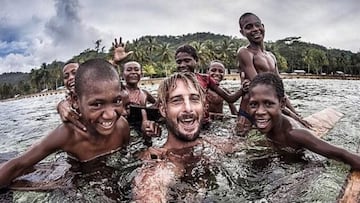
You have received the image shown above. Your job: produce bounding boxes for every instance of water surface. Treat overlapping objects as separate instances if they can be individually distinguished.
[0,79,359,202]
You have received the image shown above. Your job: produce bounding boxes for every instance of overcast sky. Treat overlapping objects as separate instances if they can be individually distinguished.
[0,0,359,74]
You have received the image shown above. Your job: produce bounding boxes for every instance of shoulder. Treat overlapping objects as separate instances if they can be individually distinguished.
[38,124,74,151]
[117,116,130,133]
[237,46,253,57]
[287,128,317,148]
[237,46,254,66]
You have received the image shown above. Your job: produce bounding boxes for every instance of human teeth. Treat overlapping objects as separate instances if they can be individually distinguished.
[256,119,269,128]
[101,121,113,127]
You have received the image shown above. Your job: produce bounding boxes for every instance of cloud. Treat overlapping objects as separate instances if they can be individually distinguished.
[0,0,359,74]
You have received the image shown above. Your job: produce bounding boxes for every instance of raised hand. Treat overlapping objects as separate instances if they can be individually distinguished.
[112,37,134,63]
[141,120,161,138]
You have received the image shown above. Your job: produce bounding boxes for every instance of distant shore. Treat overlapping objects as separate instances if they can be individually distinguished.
[138,73,360,86]
[1,73,359,103]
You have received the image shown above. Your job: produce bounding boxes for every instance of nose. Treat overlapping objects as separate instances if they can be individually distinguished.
[256,104,266,115]
[103,106,116,120]
[183,98,193,113]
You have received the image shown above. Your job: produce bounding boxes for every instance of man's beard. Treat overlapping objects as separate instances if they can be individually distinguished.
[165,118,201,142]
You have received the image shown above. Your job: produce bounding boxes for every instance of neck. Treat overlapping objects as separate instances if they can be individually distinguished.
[125,83,138,89]
[163,134,199,150]
[248,42,265,52]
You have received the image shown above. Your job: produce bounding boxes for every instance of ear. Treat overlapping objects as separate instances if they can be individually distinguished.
[280,97,286,109]
[240,29,244,36]
[159,102,167,118]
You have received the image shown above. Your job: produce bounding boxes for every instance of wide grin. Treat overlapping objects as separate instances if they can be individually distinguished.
[68,81,75,89]
[98,120,115,131]
[255,118,270,130]
[178,116,198,132]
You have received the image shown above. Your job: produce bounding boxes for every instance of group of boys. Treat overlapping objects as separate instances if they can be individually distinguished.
[1,12,360,202]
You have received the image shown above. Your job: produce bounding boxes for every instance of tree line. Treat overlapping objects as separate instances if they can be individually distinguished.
[1,32,359,99]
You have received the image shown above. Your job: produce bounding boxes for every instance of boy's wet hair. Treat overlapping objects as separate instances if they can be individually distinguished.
[239,12,260,29]
[175,44,198,62]
[250,72,285,99]
[158,72,205,106]
[75,58,119,97]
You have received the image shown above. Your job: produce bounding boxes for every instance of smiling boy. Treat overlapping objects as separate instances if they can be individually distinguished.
[0,58,130,189]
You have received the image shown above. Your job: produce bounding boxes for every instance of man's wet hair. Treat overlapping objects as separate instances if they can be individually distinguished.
[158,72,205,107]
[175,44,198,62]
[75,58,119,97]
[239,12,260,29]
[250,72,285,99]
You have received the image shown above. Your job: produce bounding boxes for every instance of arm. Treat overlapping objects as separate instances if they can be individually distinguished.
[144,90,156,105]
[223,88,238,115]
[209,73,250,103]
[209,84,244,103]
[237,47,258,80]
[291,129,360,170]
[0,125,68,188]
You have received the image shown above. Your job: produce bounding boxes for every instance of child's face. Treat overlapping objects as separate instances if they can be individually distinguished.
[207,63,225,82]
[160,79,203,141]
[240,15,265,43]
[63,63,79,93]
[248,84,283,133]
[78,79,125,136]
[175,52,197,73]
[123,62,142,85]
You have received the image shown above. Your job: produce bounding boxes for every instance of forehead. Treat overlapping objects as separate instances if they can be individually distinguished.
[169,79,198,97]
[209,62,225,70]
[82,79,120,95]
[175,52,195,60]
[63,63,78,73]
[241,15,261,28]
[250,84,277,97]
[124,62,140,68]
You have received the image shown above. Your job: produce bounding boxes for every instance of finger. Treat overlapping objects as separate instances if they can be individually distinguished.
[69,110,80,120]
[71,118,87,132]
[240,72,245,81]
[114,38,118,46]
[119,37,122,45]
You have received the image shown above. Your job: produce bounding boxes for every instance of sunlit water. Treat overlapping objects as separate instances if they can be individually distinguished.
[0,79,359,202]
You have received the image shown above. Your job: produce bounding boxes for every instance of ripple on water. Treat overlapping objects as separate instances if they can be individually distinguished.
[0,79,359,202]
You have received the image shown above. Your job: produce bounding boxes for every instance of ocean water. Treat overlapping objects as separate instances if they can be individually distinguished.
[0,78,359,202]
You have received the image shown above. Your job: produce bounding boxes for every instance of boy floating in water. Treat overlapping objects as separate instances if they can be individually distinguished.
[57,37,132,131]
[206,60,238,119]
[0,58,130,188]
[248,72,360,169]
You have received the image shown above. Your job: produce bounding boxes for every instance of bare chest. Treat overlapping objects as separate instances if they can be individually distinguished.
[253,52,276,73]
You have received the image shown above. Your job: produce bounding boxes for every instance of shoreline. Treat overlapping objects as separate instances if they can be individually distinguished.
[2,74,359,102]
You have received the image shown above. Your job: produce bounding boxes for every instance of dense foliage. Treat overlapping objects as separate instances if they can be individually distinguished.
[1,32,359,99]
